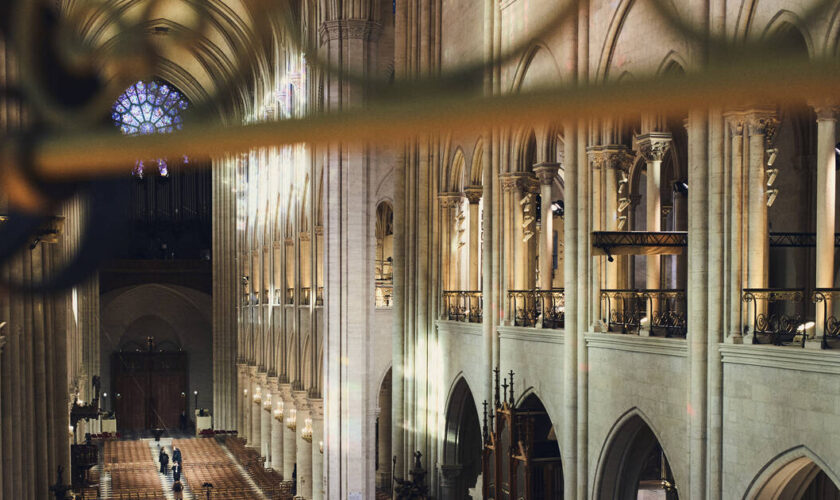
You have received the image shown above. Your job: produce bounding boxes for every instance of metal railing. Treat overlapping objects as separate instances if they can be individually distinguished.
[316,286,324,306]
[286,287,295,305]
[811,288,840,349]
[507,289,565,329]
[442,291,483,323]
[600,289,687,338]
[376,285,393,308]
[742,289,806,347]
[301,287,311,306]
[275,288,283,305]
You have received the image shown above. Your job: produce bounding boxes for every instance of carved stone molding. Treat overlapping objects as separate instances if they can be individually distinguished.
[812,104,840,121]
[309,398,324,420]
[744,109,778,139]
[319,19,383,44]
[586,146,605,169]
[314,225,324,236]
[299,232,311,242]
[284,237,294,246]
[533,162,561,185]
[500,172,538,194]
[292,390,310,412]
[463,186,483,204]
[438,192,463,209]
[637,132,673,163]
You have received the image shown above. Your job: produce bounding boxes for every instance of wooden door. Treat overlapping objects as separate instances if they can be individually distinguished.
[112,351,188,431]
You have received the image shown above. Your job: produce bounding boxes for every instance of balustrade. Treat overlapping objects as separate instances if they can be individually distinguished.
[600,289,686,337]
[274,288,282,305]
[301,287,311,306]
[286,287,294,305]
[316,286,324,306]
[442,291,483,323]
[506,289,565,328]
[811,288,840,349]
[742,288,807,346]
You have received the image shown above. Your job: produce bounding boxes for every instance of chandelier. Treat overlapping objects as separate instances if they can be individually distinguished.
[112,80,189,178]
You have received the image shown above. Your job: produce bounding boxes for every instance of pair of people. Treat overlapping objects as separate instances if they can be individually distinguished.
[159,446,183,475]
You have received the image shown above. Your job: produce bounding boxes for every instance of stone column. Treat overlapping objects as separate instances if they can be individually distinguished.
[464,187,483,291]
[250,380,262,450]
[293,391,312,499]
[281,385,296,481]
[745,110,777,312]
[439,464,463,500]
[602,147,632,292]
[310,399,324,500]
[814,104,838,343]
[534,163,560,291]
[439,194,455,291]
[725,113,746,341]
[271,398,284,473]
[261,391,271,461]
[637,133,672,293]
[0,334,4,497]
[376,381,392,489]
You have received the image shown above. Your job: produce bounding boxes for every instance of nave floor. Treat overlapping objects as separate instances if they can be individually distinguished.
[79,436,292,500]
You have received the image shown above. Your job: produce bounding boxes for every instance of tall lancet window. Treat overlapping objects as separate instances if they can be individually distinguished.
[112,80,189,178]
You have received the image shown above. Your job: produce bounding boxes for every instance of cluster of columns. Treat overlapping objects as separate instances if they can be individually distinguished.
[439,189,483,292]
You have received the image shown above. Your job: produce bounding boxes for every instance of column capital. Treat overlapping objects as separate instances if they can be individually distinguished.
[463,186,483,204]
[499,172,538,194]
[636,132,672,162]
[278,383,293,401]
[284,237,294,246]
[292,390,310,411]
[586,145,605,169]
[743,109,778,137]
[602,145,634,171]
[438,192,463,209]
[308,398,324,420]
[299,232,311,242]
[314,225,324,236]
[319,19,383,43]
[810,101,840,121]
[533,162,561,184]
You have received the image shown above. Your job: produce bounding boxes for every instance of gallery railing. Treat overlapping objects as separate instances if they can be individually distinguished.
[300,287,311,306]
[275,288,283,305]
[811,288,840,349]
[286,287,295,305]
[506,289,565,329]
[442,291,483,323]
[600,289,687,338]
[742,288,806,347]
[316,286,324,306]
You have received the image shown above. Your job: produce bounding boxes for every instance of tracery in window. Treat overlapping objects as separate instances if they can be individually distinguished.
[112,80,189,178]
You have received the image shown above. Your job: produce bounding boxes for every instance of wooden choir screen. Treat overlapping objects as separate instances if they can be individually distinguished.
[483,370,564,499]
[112,351,188,431]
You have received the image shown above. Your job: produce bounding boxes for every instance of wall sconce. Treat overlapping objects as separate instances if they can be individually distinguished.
[274,401,285,421]
[286,408,297,431]
[302,418,313,443]
[263,394,272,410]
[253,387,261,404]
[766,188,779,208]
[766,147,778,167]
[319,440,324,454]
[766,168,778,187]
[617,215,628,231]
[617,197,631,213]
[194,390,199,409]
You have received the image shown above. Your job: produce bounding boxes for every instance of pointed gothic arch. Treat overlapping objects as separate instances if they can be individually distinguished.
[744,446,840,499]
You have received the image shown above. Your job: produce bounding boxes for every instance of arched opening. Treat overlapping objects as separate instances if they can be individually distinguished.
[595,412,678,500]
[748,454,840,499]
[375,201,394,308]
[441,378,483,500]
[375,368,393,492]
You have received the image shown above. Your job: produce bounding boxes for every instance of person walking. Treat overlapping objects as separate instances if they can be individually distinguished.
[160,449,170,475]
[173,446,182,467]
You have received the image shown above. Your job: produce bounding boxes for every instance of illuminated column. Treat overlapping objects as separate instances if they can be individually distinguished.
[534,163,560,291]
[261,390,271,460]
[725,113,746,341]
[602,147,632,291]
[814,104,838,343]
[281,385,296,481]
[637,132,672,293]
[464,187,483,291]
[293,391,312,499]
[310,400,324,500]
[271,398,284,473]
[250,376,262,450]
[745,110,777,326]
[438,194,454,291]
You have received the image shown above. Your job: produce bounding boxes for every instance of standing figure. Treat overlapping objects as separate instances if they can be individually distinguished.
[173,447,182,467]
[160,449,169,475]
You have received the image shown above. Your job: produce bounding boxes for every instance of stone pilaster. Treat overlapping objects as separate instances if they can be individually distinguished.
[464,186,483,291]
[293,391,312,499]
[534,163,560,292]
[812,103,838,345]
[637,132,672,293]
[310,399,324,500]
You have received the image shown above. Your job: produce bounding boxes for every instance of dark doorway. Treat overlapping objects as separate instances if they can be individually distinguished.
[111,351,188,432]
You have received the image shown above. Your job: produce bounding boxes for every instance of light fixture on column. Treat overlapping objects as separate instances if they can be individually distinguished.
[766,189,779,207]
[286,408,297,431]
[617,197,631,213]
[766,147,778,167]
[194,390,199,410]
[519,193,532,206]
[617,215,628,231]
[302,418,313,442]
[522,216,534,228]
[274,401,285,421]
[263,393,272,410]
[253,388,261,404]
[766,168,778,187]
[319,440,324,454]
[617,170,629,194]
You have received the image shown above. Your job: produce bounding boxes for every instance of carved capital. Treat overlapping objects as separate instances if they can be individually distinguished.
[439,464,463,485]
[637,132,672,163]
[811,102,840,121]
[278,383,293,401]
[309,398,324,420]
[463,186,483,204]
[314,225,324,236]
[586,146,605,169]
[745,110,778,138]
[292,390,310,411]
[533,162,561,185]
[284,237,294,246]
[438,192,462,209]
[299,232,311,242]
[599,145,634,171]
[500,172,538,194]
[319,19,383,44]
